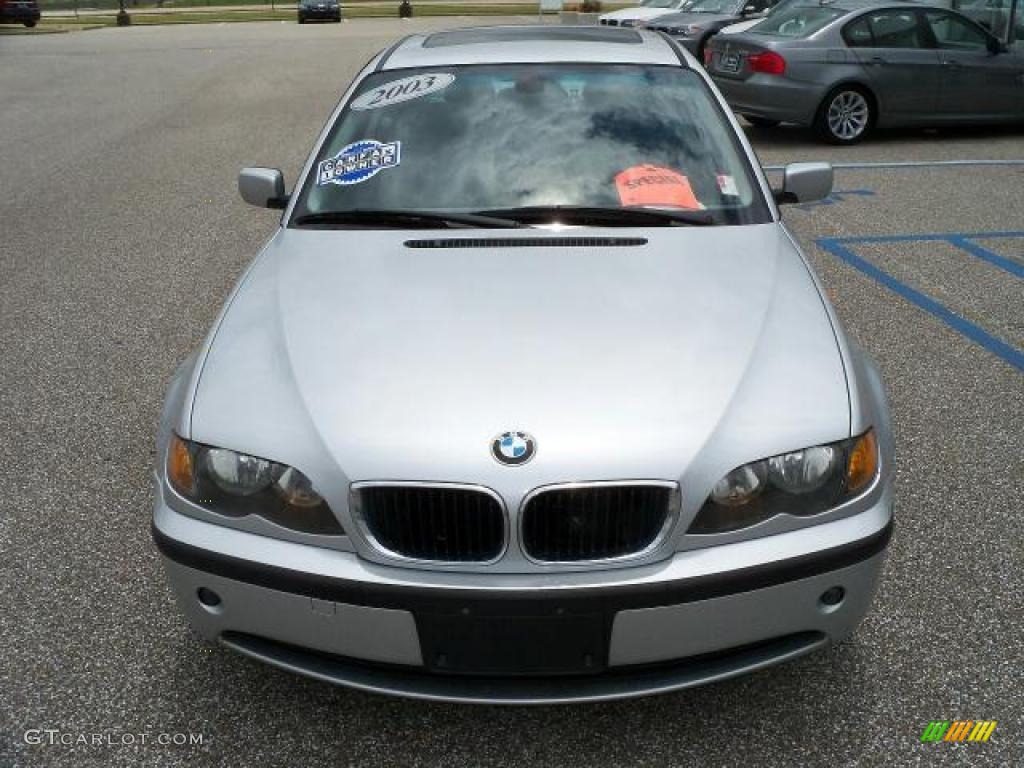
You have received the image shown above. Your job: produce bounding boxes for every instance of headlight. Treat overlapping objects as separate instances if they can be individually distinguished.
[662,24,700,36]
[166,433,344,535]
[689,430,879,534]
[204,448,276,496]
[710,460,767,506]
[767,445,839,494]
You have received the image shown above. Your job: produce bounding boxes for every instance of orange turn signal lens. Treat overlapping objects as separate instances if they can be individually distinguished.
[167,433,195,496]
[846,429,878,493]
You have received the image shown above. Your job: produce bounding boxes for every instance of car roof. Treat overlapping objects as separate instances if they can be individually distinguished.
[775,0,948,11]
[380,25,685,69]
[653,7,742,24]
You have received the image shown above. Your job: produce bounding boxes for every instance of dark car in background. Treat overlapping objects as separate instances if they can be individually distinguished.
[706,0,1024,143]
[651,0,781,58]
[0,0,41,27]
[298,0,341,23]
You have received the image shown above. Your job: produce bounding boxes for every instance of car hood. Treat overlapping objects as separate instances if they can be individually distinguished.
[191,224,849,509]
[600,8,682,21]
[720,16,761,33]
[653,11,737,26]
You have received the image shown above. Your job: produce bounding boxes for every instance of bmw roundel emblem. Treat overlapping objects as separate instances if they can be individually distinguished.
[490,431,536,466]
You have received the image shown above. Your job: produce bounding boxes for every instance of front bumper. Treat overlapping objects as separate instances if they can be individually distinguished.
[153,490,892,703]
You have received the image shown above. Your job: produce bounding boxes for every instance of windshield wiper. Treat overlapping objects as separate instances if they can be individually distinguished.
[292,209,525,230]
[475,205,715,227]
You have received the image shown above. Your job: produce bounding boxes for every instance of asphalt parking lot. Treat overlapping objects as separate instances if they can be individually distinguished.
[2,17,1022,768]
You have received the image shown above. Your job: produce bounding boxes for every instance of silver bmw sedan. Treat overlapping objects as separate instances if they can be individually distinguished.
[152,25,894,704]
[707,0,1024,143]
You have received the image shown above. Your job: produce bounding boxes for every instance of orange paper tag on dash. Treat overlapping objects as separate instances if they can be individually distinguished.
[614,165,702,210]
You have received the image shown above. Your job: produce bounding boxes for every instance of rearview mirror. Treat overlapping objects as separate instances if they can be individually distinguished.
[774,162,832,205]
[239,167,288,209]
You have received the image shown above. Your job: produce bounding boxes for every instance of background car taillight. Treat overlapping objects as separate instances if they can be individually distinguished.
[747,50,786,75]
[703,47,714,67]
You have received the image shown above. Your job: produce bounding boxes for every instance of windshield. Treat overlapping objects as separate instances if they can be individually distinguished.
[751,4,844,36]
[291,64,769,228]
[642,0,683,8]
[687,0,742,13]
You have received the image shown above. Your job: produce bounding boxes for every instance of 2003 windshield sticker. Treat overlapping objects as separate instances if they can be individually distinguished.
[350,73,456,111]
[317,140,401,186]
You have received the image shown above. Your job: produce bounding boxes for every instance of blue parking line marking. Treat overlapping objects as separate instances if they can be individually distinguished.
[823,231,1024,280]
[820,230,1024,245]
[947,237,1024,280]
[793,189,875,212]
[817,234,1024,373]
[821,230,1024,281]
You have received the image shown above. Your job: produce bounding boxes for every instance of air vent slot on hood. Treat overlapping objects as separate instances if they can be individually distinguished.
[404,237,648,249]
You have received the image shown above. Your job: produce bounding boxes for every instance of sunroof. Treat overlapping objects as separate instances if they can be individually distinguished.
[423,27,644,48]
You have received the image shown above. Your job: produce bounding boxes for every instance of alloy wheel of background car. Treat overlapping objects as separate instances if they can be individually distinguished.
[817,87,872,145]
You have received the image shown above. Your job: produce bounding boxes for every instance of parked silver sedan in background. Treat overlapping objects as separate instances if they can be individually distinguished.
[599,0,694,27]
[707,0,1024,142]
[650,0,781,58]
[153,25,894,703]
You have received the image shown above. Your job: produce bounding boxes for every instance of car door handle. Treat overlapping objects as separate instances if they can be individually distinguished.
[942,59,961,67]
[867,56,887,66]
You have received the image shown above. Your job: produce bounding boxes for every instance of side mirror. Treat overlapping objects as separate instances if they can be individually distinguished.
[239,167,288,209]
[986,35,1007,54]
[774,161,833,205]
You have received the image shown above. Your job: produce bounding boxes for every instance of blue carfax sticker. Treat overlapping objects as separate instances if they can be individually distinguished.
[317,139,401,186]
